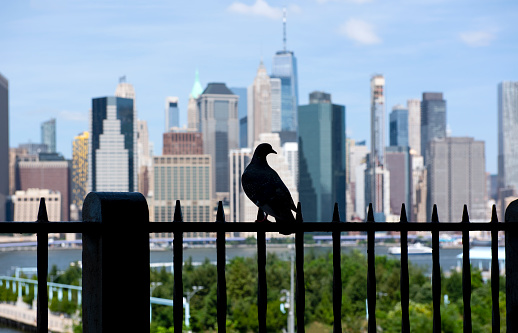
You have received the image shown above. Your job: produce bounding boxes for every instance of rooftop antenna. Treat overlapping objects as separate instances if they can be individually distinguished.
[283,7,287,51]
[119,75,126,83]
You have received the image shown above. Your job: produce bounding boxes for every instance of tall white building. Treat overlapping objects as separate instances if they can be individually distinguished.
[165,97,179,132]
[270,78,282,133]
[248,61,272,145]
[498,81,518,192]
[282,142,298,187]
[229,148,252,223]
[407,99,421,155]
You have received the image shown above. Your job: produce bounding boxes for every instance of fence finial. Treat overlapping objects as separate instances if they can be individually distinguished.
[296,202,303,223]
[491,204,498,223]
[256,207,265,221]
[37,198,48,222]
[173,200,183,222]
[367,203,374,222]
[462,205,470,223]
[332,203,341,222]
[400,203,408,223]
[216,201,225,222]
[432,204,439,223]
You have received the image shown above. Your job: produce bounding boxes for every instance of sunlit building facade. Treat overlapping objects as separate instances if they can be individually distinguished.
[498,81,518,192]
[0,73,8,221]
[72,131,89,218]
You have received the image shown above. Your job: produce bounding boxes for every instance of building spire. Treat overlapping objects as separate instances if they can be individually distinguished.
[283,7,287,51]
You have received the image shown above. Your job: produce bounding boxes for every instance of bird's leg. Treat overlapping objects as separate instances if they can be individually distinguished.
[255,213,270,223]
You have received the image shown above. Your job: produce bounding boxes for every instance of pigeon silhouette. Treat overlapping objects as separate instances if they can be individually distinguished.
[242,143,296,235]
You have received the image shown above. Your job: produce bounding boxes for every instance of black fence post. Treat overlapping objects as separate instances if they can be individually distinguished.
[216,201,227,333]
[82,192,150,333]
[490,205,500,332]
[256,208,267,333]
[461,205,472,332]
[505,199,518,332]
[295,202,305,333]
[36,198,48,333]
[331,203,342,333]
[366,203,376,333]
[399,204,410,333]
[173,200,184,332]
[431,205,441,333]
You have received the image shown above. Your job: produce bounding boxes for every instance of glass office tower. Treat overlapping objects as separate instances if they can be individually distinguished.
[88,96,137,192]
[165,97,179,131]
[271,51,298,134]
[298,94,346,222]
[389,105,409,147]
[421,92,446,162]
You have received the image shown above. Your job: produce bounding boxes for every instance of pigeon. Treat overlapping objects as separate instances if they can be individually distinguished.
[242,143,296,235]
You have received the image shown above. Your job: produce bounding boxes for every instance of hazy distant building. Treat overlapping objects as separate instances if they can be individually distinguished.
[41,118,56,153]
[498,81,518,192]
[427,137,486,222]
[197,83,239,198]
[348,140,369,219]
[407,99,421,155]
[163,130,203,155]
[309,91,331,104]
[18,143,48,155]
[389,105,408,147]
[230,87,248,148]
[421,92,446,162]
[229,148,252,223]
[188,70,203,130]
[270,78,282,133]
[386,146,412,215]
[152,155,212,235]
[298,93,346,222]
[248,61,272,145]
[165,97,179,131]
[12,189,61,222]
[283,141,298,187]
[88,96,137,192]
[137,120,153,197]
[72,131,89,218]
[271,10,298,142]
[0,73,8,221]
[17,157,70,221]
[115,76,136,101]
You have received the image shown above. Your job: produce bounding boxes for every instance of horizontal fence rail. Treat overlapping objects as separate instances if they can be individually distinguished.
[1,193,518,333]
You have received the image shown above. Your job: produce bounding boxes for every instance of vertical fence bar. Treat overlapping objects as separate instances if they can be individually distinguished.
[461,205,472,332]
[332,203,342,333]
[400,204,410,333]
[490,205,500,332]
[216,201,227,333]
[505,199,518,332]
[256,208,267,333]
[366,203,376,333]
[431,204,441,333]
[173,200,184,332]
[295,203,305,333]
[36,198,48,333]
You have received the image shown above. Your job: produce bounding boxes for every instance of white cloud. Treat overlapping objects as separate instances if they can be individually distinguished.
[317,0,372,3]
[227,0,283,20]
[459,31,496,47]
[339,19,381,45]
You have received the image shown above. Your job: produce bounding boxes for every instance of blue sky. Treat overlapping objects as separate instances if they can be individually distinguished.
[1,0,517,174]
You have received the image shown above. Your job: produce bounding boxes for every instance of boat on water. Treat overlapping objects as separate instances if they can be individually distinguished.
[388,242,433,255]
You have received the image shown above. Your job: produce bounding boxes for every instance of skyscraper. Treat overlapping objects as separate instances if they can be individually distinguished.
[389,105,408,147]
[368,75,388,217]
[407,99,421,155]
[248,61,272,145]
[165,97,179,131]
[72,131,89,219]
[427,137,486,222]
[271,9,298,140]
[298,92,346,222]
[188,70,203,130]
[230,87,248,148]
[270,78,282,133]
[197,83,239,198]
[137,120,153,197]
[385,146,412,215]
[0,73,8,221]
[41,118,56,153]
[498,81,518,192]
[421,92,446,161]
[163,130,203,155]
[88,96,137,192]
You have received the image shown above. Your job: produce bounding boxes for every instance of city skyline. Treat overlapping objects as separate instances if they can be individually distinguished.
[1,1,518,175]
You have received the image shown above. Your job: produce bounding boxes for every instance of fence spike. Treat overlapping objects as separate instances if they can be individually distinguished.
[367,203,374,222]
[491,204,498,223]
[432,204,439,223]
[216,201,225,222]
[462,205,470,223]
[37,198,48,222]
[173,200,183,222]
[332,203,340,222]
[296,202,303,223]
[400,203,408,223]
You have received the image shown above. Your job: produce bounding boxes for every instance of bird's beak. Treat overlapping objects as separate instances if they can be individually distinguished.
[272,149,277,154]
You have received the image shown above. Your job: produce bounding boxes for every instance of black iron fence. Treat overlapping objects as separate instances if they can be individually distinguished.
[1,191,518,333]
